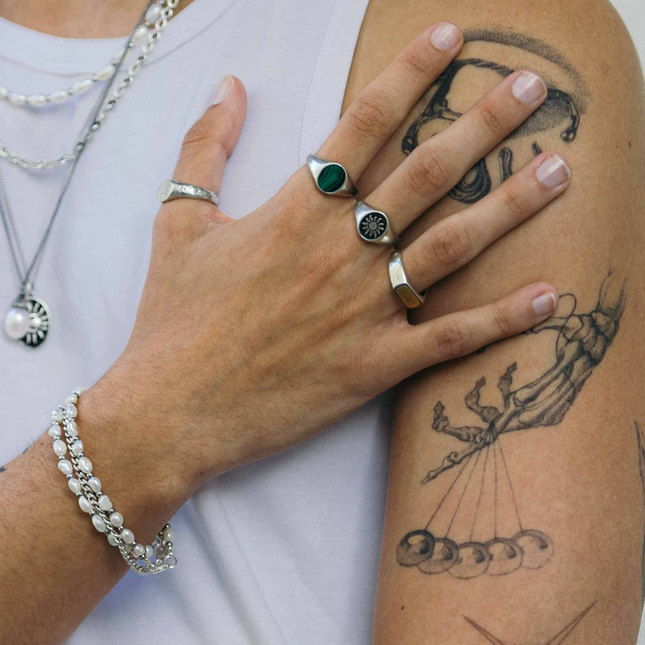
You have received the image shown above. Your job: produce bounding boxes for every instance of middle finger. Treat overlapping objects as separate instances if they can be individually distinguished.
[364,70,548,233]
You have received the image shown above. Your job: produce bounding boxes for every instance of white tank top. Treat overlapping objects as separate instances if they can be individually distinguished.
[0,1,395,643]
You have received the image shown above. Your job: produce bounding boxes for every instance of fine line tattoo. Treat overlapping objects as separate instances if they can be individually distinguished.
[464,602,596,645]
[396,273,625,579]
[402,28,589,204]
[635,420,645,603]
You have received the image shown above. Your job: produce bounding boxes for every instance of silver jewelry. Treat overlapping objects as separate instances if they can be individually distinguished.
[306,153,358,197]
[50,388,177,575]
[0,0,179,170]
[355,200,398,245]
[388,250,426,309]
[157,179,221,206]
[0,1,167,110]
[1,1,179,348]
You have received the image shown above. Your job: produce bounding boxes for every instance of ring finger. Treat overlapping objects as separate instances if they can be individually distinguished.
[364,69,549,234]
[398,150,572,296]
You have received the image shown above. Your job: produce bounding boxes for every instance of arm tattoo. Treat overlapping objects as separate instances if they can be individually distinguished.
[636,421,645,603]
[396,273,625,580]
[402,28,589,204]
[464,602,596,644]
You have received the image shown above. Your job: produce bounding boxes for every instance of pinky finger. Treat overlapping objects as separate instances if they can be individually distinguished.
[393,282,559,376]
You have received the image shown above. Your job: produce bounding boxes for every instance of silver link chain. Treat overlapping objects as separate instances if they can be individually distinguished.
[0,0,179,171]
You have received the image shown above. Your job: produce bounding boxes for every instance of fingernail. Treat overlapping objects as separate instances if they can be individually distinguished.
[536,154,572,188]
[532,291,557,316]
[512,71,547,103]
[430,22,462,51]
[212,75,234,105]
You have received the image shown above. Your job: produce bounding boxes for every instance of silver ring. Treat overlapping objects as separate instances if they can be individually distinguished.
[306,154,358,197]
[355,200,398,245]
[388,250,426,309]
[156,179,221,207]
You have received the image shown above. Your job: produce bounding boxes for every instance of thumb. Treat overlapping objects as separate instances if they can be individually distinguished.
[172,75,247,213]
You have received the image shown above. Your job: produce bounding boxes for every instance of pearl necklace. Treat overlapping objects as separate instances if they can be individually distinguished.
[0,3,164,109]
[2,0,180,348]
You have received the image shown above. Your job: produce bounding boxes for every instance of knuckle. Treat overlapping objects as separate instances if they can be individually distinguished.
[429,221,472,268]
[503,186,528,220]
[399,48,436,82]
[477,103,507,140]
[493,305,515,337]
[405,145,452,197]
[347,92,394,141]
[435,320,471,360]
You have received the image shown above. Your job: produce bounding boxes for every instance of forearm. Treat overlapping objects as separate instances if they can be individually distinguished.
[0,381,192,644]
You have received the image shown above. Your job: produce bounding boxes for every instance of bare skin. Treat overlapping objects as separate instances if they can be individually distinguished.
[0,4,573,643]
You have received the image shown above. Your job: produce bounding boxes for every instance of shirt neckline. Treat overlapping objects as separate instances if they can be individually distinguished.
[0,0,238,76]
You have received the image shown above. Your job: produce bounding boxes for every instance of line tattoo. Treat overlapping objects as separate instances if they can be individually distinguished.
[396,273,625,579]
[464,602,596,644]
[402,28,589,204]
[635,420,645,603]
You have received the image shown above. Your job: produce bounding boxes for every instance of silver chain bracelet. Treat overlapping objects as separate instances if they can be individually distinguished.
[49,388,177,575]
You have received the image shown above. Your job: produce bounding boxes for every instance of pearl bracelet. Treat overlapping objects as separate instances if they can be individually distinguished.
[49,389,177,575]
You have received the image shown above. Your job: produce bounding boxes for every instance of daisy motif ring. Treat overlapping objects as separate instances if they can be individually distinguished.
[306,154,358,197]
[388,250,426,309]
[355,200,399,245]
[157,179,221,207]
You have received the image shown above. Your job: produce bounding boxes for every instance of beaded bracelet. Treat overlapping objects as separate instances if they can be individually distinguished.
[49,388,177,575]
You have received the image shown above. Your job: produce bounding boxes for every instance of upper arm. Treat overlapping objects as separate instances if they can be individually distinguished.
[342,1,645,643]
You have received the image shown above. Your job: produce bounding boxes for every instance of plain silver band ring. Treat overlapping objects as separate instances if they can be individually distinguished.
[156,179,221,207]
[355,200,399,245]
[388,250,426,309]
[306,154,358,197]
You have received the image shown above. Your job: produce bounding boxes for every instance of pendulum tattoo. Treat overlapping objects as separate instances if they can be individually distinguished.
[401,28,589,204]
[396,273,625,579]
[464,602,596,645]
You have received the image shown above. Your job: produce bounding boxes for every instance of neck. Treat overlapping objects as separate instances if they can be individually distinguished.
[0,0,194,38]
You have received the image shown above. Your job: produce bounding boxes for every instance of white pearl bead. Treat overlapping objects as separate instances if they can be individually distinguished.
[48,424,61,438]
[132,543,145,557]
[92,514,107,532]
[67,421,78,437]
[95,64,116,81]
[74,387,86,396]
[146,4,162,23]
[145,545,154,560]
[68,478,81,495]
[107,533,119,547]
[52,440,67,457]
[109,511,123,528]
[71,79,93,95]
[66,403,78,418]
[112,47,126,62]
[88,477,101,493]
[49,90,68,103]
[51,409,63,423]
[132,26,149,45]
[98,495,112,511]
[57,459,73,475]
[4,306,30,340]
[78,456,93,473]
[8,94,26,105]
[0,87,7,99]
[71,440,84,455]
[162,527,174,543]
[120,528,135,544]
[65,394,78,406]
[28,95,47,107]
[78,496,92,513]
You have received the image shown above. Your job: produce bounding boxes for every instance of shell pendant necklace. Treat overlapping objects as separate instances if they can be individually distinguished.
[1,1,178,348]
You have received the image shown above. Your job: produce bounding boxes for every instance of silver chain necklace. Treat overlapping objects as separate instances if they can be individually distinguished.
[1,0,179,348]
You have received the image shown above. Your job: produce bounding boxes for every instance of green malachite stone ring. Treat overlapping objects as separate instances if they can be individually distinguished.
[306,153,358,197]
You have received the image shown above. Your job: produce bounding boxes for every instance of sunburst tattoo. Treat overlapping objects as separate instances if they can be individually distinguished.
[463,603,595,644]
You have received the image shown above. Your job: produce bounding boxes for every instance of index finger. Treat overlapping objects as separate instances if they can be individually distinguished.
[317,22,464,180]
